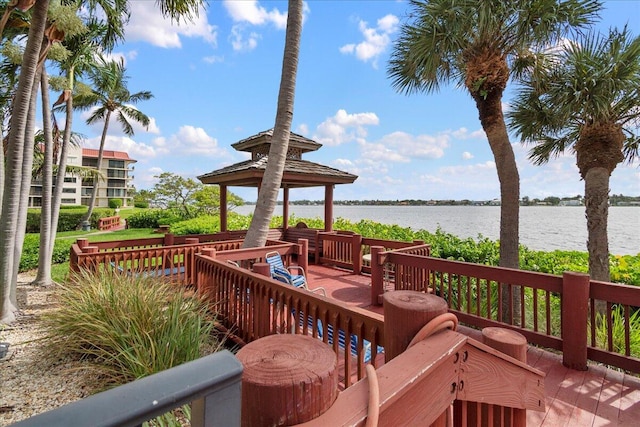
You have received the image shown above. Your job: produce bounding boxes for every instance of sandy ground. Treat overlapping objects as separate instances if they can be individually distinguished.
[0,272,96,426]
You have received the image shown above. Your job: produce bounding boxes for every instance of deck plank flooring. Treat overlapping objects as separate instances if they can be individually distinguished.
[305,263,640,427]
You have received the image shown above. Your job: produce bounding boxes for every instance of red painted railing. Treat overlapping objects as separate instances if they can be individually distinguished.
[97,216,121,231]
[374,252,640,374]
[195,252,385,388]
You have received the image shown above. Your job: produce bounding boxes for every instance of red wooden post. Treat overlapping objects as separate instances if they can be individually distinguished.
[77,238,88,250]
[298,238,309,278]
[383,291,450,426]
[352,234,362,275]
[254,263,270,278]
[201,248,216,258]
[283,186,289,230]
[324,185,333,232]
[562,271,590,371]
[237,334,338,426]
[84,246,99,272]
[163,233,174,246]
[383,291,449,362]
[370,245,385,306]
[482,327,528,427]
[184,237,199,244]
[220,184,228,232]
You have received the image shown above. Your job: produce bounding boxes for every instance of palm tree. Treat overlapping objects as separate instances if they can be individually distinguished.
[243,0,303,248]
[74,57,152,223]
[0,0,204,323]
[387,0,600,324]
[388,0,601,271]
[0,0,48,324]
[508,27,640,282]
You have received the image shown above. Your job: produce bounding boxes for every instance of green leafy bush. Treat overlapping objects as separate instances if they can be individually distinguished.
[44,269,220,385]
[171,215,220,235]
[126,209,168,229]
[108,198,123,209]
[20,234,74,272]
[134,201,149,208]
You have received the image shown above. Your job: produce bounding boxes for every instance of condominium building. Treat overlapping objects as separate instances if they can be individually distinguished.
[29,146,136,208]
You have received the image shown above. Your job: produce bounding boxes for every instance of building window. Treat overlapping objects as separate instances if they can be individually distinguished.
[62,188,76,193]
[61,198,76,204]
[63,177,77,183]
[108,160,125,169]
[107,188,126,197]
[82,159,98,167]
[108,169,126,178]
[81,188,93,196]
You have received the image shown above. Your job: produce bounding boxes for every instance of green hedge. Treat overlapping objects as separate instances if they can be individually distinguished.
[26,207,115,233]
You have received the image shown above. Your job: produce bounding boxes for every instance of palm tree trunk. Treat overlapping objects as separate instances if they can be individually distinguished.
[475,92,521,324]
[243,0,303,248]
[584,167,611,282]
[48,90,74,258]
[0,0,49,323]
[34,68,54,286]
[11,64,41,300]
[82,110,111,224]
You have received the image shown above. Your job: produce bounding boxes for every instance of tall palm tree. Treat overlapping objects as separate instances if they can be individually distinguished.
[243,0,303,248]
[0,0,48,324]
[387,0,600,324]
[388,0,601,271]
[0,0,204,323]
[74,57,152,223]
[508,27,640,282]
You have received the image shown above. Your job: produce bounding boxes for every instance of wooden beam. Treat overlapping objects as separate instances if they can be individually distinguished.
[324,185,333,232]
[220,185,228,232]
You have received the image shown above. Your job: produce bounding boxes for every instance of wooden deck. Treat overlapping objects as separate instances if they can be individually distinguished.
[306,264,640,426]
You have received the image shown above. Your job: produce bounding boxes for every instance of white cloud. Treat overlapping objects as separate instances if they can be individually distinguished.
[223,0,288,29]
[83,135,159,161]
[313,109,379,146]
[462,151,474,160]
[451,127,486,140]
[229,25,260,52]
[203,55,225,64]
[103,50,137,66]
[125,4,217,48]
[167,125,229,158]
[340,14,399,68]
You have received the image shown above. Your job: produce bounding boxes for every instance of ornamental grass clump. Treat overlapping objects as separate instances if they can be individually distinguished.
[44,269,219,385]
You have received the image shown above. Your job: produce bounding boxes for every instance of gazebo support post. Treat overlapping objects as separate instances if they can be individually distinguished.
[283,186,289,231]
[220,184,228,232]
[324,185,333,232]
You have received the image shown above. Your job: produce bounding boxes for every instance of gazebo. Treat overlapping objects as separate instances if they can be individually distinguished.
[197,129,357,232]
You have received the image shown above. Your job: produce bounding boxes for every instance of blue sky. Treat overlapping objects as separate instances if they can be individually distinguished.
[73,0,640,202]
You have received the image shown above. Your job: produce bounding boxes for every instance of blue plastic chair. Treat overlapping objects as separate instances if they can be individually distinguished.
[292,310,383,363]
[265,251,326,296]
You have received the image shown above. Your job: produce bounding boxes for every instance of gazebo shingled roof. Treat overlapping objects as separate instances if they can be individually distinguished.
[197,129,358,232]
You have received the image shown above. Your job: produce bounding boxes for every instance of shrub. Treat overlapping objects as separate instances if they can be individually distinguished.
[126,209,166,229]
[170,215,220,235]
[134,201,148,208]
[108,198,123,209]
[44,269,220,385]
[20,234,73,272]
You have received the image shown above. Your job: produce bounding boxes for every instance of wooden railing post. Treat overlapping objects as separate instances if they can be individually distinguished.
[481,327,528,427]
[253,263,270,278]
[382,291,449,362]
[370,245,385,306]
[185,237,199,244]
[383,291,449,426]
[77,238,88,250]
[298,238,309,276]
[163,233,174,246]
[352,234,362,275]
[237,334,338,426]
[84,246,99,272]
[562,271,590,371]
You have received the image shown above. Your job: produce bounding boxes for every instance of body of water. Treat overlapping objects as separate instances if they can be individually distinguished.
[234,205,639,255]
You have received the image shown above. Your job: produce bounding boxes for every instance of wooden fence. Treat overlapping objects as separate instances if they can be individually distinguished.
[195,252,385,388]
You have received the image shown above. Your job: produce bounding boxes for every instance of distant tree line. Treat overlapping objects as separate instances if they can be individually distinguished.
[287,195,639,207]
